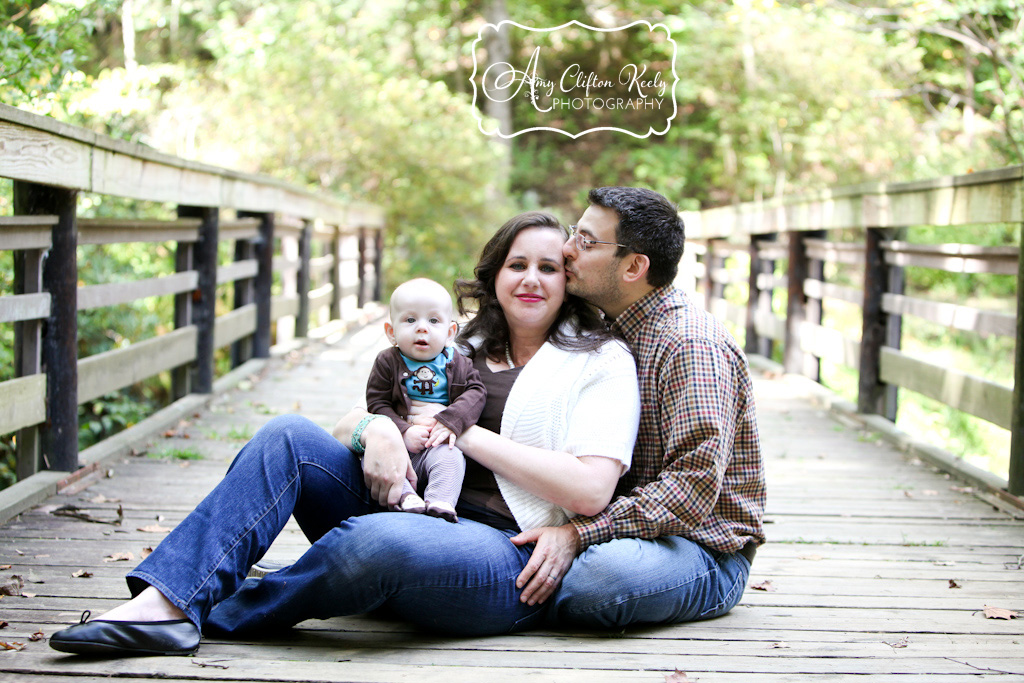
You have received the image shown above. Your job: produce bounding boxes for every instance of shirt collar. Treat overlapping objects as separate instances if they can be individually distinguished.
[608,284,675,342]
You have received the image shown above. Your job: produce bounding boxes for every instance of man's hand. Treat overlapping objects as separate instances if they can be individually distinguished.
[403,425,430,453]
[361,418,415,508]
[510,523,582,606]
[425,423,456,449]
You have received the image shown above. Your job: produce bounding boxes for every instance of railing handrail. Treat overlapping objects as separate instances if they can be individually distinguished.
[684,165,1024,237]
[0,103,384,226]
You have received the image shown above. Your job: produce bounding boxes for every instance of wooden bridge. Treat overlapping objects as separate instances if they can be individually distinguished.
[1,106,1023,680]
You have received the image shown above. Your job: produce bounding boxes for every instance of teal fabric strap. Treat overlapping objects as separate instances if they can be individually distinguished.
[351,414,387,455]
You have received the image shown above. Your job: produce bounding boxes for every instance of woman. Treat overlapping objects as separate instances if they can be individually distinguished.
[49,212,640,656]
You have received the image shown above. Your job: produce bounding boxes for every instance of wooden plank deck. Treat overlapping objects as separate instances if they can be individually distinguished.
[1,320,1022,682]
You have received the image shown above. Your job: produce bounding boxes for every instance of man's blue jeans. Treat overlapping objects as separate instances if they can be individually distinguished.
[127,415,751,635]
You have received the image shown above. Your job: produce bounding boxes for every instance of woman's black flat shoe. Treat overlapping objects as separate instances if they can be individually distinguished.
[49,611,200,656]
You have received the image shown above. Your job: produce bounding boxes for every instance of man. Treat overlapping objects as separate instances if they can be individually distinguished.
[514,186,766,626]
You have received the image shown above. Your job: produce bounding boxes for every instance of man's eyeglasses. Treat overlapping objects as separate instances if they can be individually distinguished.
[568,225,629,251]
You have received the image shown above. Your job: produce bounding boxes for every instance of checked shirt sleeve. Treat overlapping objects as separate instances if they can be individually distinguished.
[571,337,751,551]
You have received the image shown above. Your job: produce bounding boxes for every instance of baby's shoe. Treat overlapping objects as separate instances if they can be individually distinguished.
[425,500,458,523]
[397,493,426,514]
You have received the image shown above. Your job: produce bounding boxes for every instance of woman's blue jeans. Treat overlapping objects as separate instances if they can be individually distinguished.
[127,415,546,636]
[127,415,751,636]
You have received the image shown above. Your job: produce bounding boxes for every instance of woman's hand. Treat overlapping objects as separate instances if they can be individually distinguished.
[510,523,582,606]
[360,417,416,507]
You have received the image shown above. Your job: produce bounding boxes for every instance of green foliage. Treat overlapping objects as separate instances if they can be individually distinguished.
[149,446,203,460]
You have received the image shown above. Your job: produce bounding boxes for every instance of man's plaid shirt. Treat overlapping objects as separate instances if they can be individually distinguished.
[571,285,766,554]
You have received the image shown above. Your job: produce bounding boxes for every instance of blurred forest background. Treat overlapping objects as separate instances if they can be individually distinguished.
[0,0,1020,484]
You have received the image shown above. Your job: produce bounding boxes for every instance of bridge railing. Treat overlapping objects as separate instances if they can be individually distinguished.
[0,104,385,482]
[681,166,1022,501]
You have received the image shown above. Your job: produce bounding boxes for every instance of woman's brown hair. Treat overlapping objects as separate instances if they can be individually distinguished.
[454,211,617,360]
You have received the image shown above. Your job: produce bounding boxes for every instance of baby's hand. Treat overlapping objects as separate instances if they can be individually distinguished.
[403,425,430,453]
[426,423,456,449]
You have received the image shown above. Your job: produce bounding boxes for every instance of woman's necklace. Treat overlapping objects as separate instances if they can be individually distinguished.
[504,343,516,369]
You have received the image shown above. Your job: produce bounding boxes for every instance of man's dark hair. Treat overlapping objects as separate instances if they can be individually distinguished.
[588,187,685,288]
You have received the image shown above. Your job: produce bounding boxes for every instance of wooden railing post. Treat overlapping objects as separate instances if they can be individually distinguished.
[882,228,906,421]
[247,212,274,358]
[858,226,897,415]
[357,227,368,308]
[329,226,342,321]
[171,237,194,400]
[373,228,385,302]
[784,231,810,375]
[296,219,312,338]
[702,238,723,311]
[746,233,776,359]
[231,236,255,367]
[1009,221,1024,497]
[12,243,44,478]
[181,206,218,393]
[15,182,79,472]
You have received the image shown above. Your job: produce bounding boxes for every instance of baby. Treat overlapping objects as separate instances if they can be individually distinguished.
[365,278,486,522]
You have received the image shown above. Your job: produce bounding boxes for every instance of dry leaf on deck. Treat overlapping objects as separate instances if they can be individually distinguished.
[141,547,153,558]
[750,579,776,592]
[770,641,790,649]
[0,620,8,629]
[0,565,10,570]
[90,494,121,504]
[137,524,172,533]
[71,570,93,579]
[948,579,962,589]
[886,637,910,649]
[664,670,691,683]
[103,551,134,562]
[982,605,1019,620]
[0,576,24,596]
[0,641,24,651]
[28,631,44,642]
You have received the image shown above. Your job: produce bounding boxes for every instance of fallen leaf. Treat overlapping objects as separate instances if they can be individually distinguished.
[922,490,938,496]
[141,547,153,558]
[750,579,776,592]
[22,592,35,598]
[103,552,134,562]
[0,621,7,629]
[26,570,44,584]
[137,524,172,533]
[664,670,690,683]
[948,579,962,589]
[982,605,1019,620]
[90,494,121,504]
[14,550,23,556]
[0,565,9,571]
[770,641,790,649]
[950,485,974,494]
[0,641,24,651]
[886,637,910,649]
[293,401,302,412]
[0,576,24,596]
[28,631,44,642]
[71,570,93,579]
[903,490,914,498]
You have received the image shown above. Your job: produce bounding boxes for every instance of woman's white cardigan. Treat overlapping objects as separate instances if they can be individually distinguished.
[467,331,641,532]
